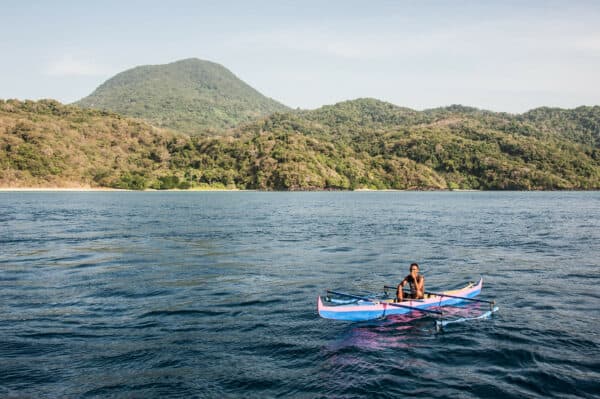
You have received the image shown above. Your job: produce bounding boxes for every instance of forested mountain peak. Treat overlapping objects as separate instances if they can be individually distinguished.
[519,105,600,147]
[300,98,421,128]
[75,58,289,135]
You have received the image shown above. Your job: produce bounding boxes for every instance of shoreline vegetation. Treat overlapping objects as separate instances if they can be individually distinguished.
[2,97,600,191]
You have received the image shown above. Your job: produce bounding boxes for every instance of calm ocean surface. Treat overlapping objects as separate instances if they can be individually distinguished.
[0,192,599,398]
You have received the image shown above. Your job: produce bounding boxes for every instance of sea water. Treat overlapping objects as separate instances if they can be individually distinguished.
[1,191,598,398]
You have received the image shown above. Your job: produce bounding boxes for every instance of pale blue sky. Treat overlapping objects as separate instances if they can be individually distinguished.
[2,0,599,112]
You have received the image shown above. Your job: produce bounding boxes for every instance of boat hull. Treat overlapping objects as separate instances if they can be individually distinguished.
[318,278,483,321]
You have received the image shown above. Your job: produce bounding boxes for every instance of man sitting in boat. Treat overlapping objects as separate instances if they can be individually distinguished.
[396,263,425,302]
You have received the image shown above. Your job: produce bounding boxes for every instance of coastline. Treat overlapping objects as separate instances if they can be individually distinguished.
[0,187,243,192]
[4,187,595,192]
[0,187,486,192]
[0,187,130,192]
[0,187,438,192]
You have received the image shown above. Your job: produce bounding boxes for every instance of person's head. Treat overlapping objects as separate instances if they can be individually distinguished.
[410,263,419,274]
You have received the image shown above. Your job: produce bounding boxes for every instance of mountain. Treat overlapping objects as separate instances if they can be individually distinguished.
[75,58,289,135]
[301,98,422,129]
[520,106,600,147]
[2,98,599,190]
[242,99,600,189]
[296,98,600,149]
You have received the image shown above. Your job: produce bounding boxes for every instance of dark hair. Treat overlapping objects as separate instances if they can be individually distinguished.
[410,263,419,270]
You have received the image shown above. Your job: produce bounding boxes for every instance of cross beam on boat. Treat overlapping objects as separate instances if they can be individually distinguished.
[326,290,443,315]
[383,285,496,306]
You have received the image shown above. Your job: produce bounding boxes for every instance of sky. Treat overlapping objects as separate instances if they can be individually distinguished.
[1,0,600,113]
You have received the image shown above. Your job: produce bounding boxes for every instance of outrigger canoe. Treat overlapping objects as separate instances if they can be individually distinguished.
[318,277,489,322]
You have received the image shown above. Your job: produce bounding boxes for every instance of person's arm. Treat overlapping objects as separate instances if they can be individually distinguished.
[396,278,407,302]
[416,275,425,297]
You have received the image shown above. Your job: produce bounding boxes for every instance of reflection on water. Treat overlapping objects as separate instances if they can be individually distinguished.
[329,319,426,352]
[327,302,492,352]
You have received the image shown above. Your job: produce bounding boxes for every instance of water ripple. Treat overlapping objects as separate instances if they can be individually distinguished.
[0,191,599,398]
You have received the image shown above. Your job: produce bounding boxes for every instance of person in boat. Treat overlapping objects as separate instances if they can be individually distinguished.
[396,263,425,302]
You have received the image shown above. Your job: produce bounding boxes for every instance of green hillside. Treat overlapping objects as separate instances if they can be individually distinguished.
[0,99,182,189]
[1,99,599,190]
[520,106,600,147]
[75,58,289,135]
[241,99,600,189]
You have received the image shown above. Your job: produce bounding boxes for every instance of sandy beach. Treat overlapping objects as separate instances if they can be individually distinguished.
[0,187,245,192]
[0,187,128,192]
